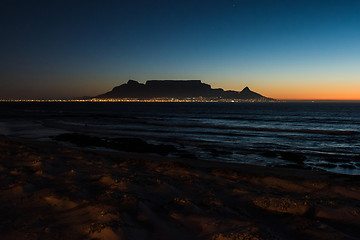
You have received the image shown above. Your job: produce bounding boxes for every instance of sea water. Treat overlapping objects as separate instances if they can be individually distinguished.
[1,102,359,175]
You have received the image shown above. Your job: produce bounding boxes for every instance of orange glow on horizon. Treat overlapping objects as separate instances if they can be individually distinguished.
[267,88,360,100]
[210,74,360,101]
[236,81,360,101]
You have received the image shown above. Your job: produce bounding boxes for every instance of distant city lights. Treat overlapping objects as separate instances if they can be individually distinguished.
[0,98,276,103]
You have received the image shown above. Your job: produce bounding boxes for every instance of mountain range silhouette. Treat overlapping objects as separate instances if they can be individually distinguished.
[96,80,273,101]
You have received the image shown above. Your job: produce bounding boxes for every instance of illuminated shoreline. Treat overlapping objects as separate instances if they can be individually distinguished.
[0,98,277,103]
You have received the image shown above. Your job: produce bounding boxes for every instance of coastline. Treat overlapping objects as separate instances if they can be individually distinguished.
[1,135,360,239]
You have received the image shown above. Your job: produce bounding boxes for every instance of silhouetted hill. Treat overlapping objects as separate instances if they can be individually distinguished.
[96,80,274,101]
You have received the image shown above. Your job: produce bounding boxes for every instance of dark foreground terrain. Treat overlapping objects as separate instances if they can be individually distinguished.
[0,135,360,240]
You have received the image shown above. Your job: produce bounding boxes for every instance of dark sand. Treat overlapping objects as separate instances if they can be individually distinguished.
[0,135,360,240]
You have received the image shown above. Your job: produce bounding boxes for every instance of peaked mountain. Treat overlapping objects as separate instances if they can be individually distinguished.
[95,80,274,101]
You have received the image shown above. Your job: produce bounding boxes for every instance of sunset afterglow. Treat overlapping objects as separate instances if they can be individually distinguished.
[1,0,359,100]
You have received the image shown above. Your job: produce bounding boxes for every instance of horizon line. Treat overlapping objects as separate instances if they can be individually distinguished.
[1,98,360,102]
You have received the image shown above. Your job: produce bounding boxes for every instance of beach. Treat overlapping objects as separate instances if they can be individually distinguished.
[1,135,360,240]
[1,0,360,238]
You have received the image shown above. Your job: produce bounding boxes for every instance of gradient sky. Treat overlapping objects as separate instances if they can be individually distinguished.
[1,0,359,100]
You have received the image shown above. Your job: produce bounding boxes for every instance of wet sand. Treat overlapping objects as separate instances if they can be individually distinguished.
[0,135,360,239]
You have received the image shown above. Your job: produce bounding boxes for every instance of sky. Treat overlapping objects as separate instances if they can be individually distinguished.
[0,0,359,100]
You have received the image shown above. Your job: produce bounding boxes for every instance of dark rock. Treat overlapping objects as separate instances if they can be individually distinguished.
[280,151,306,164]
[339,164,356,170]
[277,164,306,170]
[209,149,232,156]
[261,151,278,158]
[53,133,104,147]
[178,153,197,159]
[315,163,337,169]
[53,133,177,156]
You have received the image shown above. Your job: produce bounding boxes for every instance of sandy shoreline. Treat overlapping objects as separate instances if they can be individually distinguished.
[0,135,360,240]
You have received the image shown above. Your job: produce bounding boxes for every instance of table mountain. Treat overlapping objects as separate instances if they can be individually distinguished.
[95,80,274,101]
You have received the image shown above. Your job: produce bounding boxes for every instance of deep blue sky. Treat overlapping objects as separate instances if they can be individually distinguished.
[1,0,359,99]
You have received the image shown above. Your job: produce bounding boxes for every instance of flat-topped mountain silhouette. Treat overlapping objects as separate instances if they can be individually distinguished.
[96,80,273,101]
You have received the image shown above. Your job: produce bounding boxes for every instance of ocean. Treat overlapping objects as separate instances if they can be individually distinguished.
[1,102,360,175]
